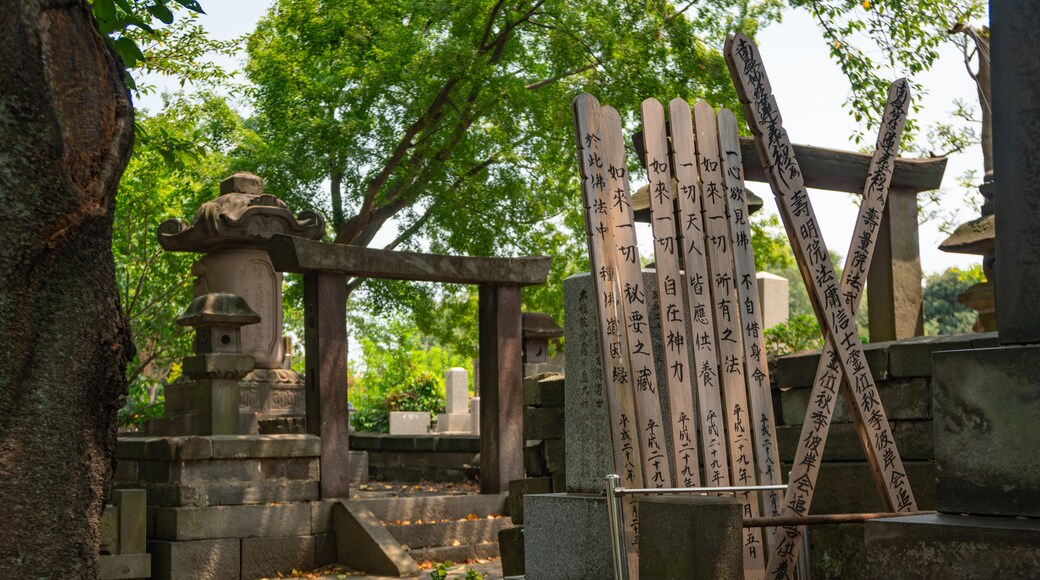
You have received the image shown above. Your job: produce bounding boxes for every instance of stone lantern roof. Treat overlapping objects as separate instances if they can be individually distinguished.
[522,311,564,339]
[177,292,261,328]
[157,172,325,253]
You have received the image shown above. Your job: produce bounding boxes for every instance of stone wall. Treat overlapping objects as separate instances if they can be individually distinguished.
[349,433,479,482]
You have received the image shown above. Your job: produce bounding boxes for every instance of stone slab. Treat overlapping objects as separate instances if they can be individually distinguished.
[357,494,508,522]
[523,406,564,440]
[155,503,312,541]
[148,538,239,580]
[757,271,789,330]
[445,367,470,415]
[117,434,319,461]
[781,461,936,514]
[638,496,742,580]
[933,346,1040,517]
[121,479,318,507]
[388,412,430,435]
[865,514,1040,577]
[111,488,147,554]
[887,333,978,377]
[523,373,565,407]
[241,535,315,580]
[100,553,151,580]
[543,439,566,473]
[435,413,472,433]
[499,526,525,577]
[776,420,933,463]
[523,443,549,477]
[385,517,511,549]
[524,494,613,580]
[332,500,419,577]
[772,341,889,388]
[508,477,552,525]
[314,533,338,568]
[780,377,930,425]
[349,450,369,485]
[348,433,479,453]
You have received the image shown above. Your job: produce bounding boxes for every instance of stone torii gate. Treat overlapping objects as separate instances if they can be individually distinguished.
[266,234,551,498]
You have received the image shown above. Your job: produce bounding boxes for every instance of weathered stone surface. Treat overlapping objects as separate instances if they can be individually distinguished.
[357,494,508,523]
[757,271,789,330]
[523,407,564,440]
[445,367,470,415]
[777,420,934,463]
[780,377,930,425]
[524,493,613,580]
[349,433,479,452]
[120,479,318,508]
[111,489,147,554]
[866,514,1040,577]
[349,450,369,485]
[933,346,1040,517]
[887,333,977,377]
[543,438,566,473]
[385,517,511,549]
[805,523,870,580]
[638,496,742,580]
[155,504,311,541]
[772,342,889,389]
[208,434,320,458]
[332,501,419,577]
[508,478,552,525]
[523,443,548,477]
[117,436,214,461]
[148,538,239,580]
[780,461,936,514]
[241,535,315,580]
[389,411,430,435]
[435,413,471,433]
[100,553,151,580]
[523,373,565,407]
[498,526,525,577]
[313,533,338,568]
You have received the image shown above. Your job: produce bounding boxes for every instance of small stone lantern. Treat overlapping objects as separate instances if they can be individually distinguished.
[522,312,564,364]
[177,293,261,435]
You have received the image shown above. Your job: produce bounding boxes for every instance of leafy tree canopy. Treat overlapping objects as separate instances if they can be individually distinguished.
[923,264,985,335]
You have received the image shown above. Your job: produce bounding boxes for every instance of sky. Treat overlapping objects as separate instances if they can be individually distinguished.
[136,2,984,276]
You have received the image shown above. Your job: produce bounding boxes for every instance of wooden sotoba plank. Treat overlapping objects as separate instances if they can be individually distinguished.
[669,99,732,491]
[641,98,702,487]
[573,93,641,577]
[267,235,550,286]
[763,78,914,577]
[693,101,766,578]
[600,105,674,491]
[725,34,917,568]
[717,110,783,529]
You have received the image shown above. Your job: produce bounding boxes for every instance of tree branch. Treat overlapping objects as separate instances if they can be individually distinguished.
[525,61,598,90]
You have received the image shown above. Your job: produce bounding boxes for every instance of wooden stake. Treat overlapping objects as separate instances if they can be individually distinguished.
[600,105,674,491]
[573,94,642,578]
[761,78,914,576]
[717,109,784,530]
[693,101,766,578]
[724,36,917,580]
[668,99,733,491]
[641,98,702,488]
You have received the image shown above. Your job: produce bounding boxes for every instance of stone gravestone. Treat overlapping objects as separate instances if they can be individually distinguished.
[756,271,789,330]
[156,172,324,434]
[389,412,431,435]
[436,367,472,433]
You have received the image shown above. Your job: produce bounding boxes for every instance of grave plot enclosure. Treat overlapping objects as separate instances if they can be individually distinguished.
[266,235,550,497]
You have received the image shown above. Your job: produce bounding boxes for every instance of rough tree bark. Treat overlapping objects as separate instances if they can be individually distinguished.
[0,0,135,576]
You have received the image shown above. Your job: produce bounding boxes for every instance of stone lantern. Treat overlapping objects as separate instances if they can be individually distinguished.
[157,172,325,433]
[522,312,564,364]
[939,171,996,331]
[176,293,260,435]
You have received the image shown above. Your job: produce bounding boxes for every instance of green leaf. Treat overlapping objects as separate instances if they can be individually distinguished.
[113,36,146,67]
[172,0,205,14]
[147,2,175,25]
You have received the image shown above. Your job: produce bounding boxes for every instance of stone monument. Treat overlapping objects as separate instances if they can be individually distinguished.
[156,172,324,434]
[436,367,472,433]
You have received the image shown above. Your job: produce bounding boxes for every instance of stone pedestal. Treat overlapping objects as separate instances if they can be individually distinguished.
[523,494,613,580]
[436,367,472,433]
[389,412,430,435]
[638,496,743,580]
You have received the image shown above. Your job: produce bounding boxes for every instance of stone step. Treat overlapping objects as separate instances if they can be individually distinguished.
[358,494,507,522]
[406,541,501,566]
[385,517,512,549]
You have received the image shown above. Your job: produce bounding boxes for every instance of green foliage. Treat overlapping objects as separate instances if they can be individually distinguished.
[114,94,245,430]
[764,314,824,356]
[752,211,796,272]
[349,314,470,433]
[923,264,985,335]
[238,0,783,344]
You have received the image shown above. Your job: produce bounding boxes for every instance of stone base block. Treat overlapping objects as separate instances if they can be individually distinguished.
[524,494,612,580]
[389,412,430,435]
[508,477,552,525]
[865,514,1040,577]
[100,553,151,580]
[435,413,472,433]
[241,535,315,579]
[148,538,240,580]
[933,346,1040,517]
[638,496,742,580]
[155,504,312,541]
[349,450,369,485]
[499,526,525,577]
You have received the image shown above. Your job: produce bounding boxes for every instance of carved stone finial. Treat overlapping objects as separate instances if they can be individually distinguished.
[157,172,325,253]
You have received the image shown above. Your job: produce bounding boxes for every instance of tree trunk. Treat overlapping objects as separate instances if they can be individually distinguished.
[0,0,135,576]
[330,169,344,230]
